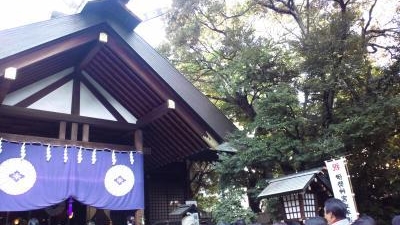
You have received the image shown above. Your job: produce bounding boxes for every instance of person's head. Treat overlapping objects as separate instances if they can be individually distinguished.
[392,215,400,225]
[305,217,327,225]
[352,216,375,225]
[323,198,348,224]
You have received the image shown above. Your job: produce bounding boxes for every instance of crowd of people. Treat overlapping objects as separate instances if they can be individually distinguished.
[274,198,400,225]
[23,198,400,225]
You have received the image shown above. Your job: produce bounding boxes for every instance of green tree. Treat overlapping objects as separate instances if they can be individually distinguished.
[187,161,219,211]
[242,1,400,219]
[159,0,299,215]
[212,187,256,224]
[160,0,297,124]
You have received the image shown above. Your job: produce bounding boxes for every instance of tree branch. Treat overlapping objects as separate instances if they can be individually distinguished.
[363,0,378,32]
[367,43,398,57]
[194,9,226,35]
[256,0,307,37]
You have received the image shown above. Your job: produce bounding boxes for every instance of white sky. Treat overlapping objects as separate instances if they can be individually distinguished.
[0,0,396,49]
[0,0,171,47]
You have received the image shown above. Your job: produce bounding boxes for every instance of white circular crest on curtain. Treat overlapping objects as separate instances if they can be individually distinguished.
[104,165,134,196]
[0,158,37,195]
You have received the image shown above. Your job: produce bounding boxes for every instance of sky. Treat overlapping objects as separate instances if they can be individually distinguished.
[0,0,397,49]
[0,0,171,47]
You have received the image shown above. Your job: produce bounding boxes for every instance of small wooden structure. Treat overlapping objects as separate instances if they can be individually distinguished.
[258,168,333,222]
[0,0,236,225]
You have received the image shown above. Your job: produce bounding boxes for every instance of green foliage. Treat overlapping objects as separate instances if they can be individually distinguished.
[196,193,219,212]
[333,77,400,219]
[188,162,220,211]
[260,198,284,222]
[212,187,256,224]
[159,0,298,124]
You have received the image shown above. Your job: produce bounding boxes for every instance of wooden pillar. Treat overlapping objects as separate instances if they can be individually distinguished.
[71,122,78,141]
[299,193,305,220]
[134,130,144,225]
[134,130,143,152]
[82,124,90,142]
[185,159,192,199]
[59,121,67,140]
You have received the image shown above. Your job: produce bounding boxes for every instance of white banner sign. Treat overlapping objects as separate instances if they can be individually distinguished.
[325,158,358,222]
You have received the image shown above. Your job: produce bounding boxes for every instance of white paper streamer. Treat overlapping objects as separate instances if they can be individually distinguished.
[46,145,51,161]
[63,145,68,163]
[21,142,26,159]
[77,147,83,163]
[129,151,134,165]
[112,150,117,165]
[91,149,97,164]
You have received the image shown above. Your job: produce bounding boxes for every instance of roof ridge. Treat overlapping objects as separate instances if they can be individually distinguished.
[268,167,323,183]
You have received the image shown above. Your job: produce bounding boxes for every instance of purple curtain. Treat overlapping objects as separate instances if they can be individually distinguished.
[0,141,144,211]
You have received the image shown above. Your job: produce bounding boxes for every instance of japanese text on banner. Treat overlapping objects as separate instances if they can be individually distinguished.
[325,158,358,222]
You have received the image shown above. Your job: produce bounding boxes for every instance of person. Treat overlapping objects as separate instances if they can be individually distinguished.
[305,216,327,225]
[392,215,400,225]
[127,216,135,225]
[28,218,39,225]
[352,216,375,225]
[323,198,349,225]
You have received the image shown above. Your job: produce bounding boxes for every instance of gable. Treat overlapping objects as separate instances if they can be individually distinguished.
[0,0,236,171]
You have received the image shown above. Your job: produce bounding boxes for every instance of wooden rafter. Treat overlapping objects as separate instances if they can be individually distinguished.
[107,26,236,139]
[175,102,219,148]
[106,37,215,141]
[0,78,12,104]
[107,38,175,98]
[136,100,175,127]
[15,73,74,107]
[78,41,105,70]
[96,47,159,114]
